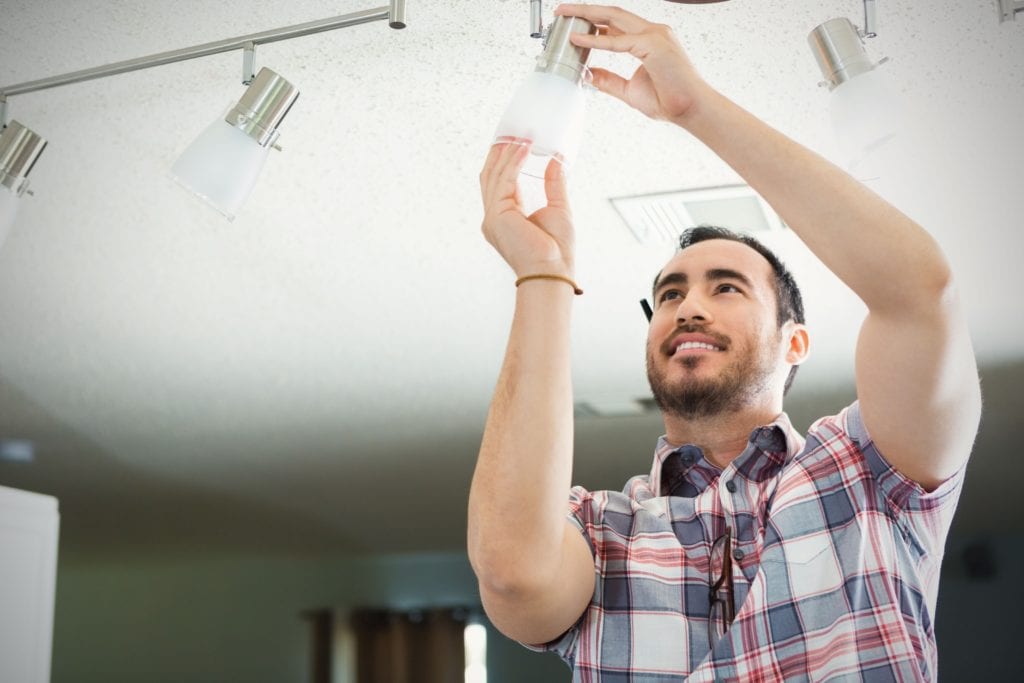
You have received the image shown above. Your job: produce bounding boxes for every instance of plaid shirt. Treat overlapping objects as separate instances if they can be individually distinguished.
[528,402,965,681]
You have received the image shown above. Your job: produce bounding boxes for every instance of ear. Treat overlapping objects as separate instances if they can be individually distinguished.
[784,322,810,366]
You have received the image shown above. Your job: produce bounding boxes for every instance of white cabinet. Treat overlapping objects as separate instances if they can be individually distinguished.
[0,485,60,683]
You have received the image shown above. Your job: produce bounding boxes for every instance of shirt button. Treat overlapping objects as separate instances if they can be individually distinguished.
[725,479,737,493]
[733,549,745,561]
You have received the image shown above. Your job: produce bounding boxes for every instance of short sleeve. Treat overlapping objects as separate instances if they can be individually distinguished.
[842,400,966,558]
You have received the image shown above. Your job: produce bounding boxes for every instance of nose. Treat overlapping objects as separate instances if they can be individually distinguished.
[675,291,713,325]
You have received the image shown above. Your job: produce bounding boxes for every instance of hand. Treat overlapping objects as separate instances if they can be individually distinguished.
[479,141,576,279]
[555,3,709,124]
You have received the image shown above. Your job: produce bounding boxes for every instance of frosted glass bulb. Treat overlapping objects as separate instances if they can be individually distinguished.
[494,71,588,213]
[171,117,272,220]
[0,187,19,250]
[830,67,902,175]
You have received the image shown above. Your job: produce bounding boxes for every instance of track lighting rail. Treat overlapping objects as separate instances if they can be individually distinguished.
[0,2,406,121]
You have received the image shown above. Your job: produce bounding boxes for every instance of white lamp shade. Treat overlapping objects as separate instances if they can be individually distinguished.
[494,71,587,178]
[829,67,902,174]
[171,117,272,220]
[494,71,589,215]
[0,187,19,250]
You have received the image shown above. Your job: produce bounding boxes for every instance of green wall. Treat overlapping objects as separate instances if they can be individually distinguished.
[52,551,568,683]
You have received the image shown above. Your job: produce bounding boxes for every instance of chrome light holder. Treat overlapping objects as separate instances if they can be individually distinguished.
[808,17,887,91]
[0,121,47,197]
[225,67,299,149]
[535,15,598,85]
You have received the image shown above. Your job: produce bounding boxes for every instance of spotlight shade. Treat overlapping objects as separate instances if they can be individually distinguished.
[494,71,588,177]
[829,66,900,173]
[171,117,273,220]
[0,120,47,250]
[493,16,596,212]
[171,67,298,220]
[0,187,19,249]
[808,18,901,173]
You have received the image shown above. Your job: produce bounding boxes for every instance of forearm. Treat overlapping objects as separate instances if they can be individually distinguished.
[468,281,576,593]
[677,85,953,314]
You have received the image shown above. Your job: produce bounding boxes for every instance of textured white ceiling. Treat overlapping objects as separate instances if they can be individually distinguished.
[1,0,1022,556]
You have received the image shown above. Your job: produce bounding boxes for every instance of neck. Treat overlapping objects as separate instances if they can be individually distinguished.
[662,403,783,469]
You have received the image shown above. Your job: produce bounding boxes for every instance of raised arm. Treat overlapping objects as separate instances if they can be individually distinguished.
[559,3,981,489]
[467,143,594,644]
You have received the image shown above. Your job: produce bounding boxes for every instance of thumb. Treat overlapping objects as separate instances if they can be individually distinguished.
[543,157,570,209]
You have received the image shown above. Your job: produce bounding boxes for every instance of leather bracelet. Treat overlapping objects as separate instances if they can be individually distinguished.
[515,274,583,295]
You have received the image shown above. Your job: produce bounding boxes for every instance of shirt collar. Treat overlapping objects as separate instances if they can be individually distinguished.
[649,412,805,497]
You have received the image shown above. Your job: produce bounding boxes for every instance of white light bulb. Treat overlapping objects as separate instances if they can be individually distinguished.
[171,115,272,221]
[494,71,588,214]
[829,67,903,176]
[493,15,596,214]
[0,187,20,251]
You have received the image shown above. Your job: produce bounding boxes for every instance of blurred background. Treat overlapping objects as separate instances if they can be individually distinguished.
[0,0,1021,680]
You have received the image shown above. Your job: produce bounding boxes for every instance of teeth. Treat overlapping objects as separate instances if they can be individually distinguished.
[676,342,720,352]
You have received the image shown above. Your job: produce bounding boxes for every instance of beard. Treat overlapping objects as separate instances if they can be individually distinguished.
[646,330,778,420]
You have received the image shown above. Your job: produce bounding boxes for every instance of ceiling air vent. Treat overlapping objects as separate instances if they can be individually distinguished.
[610,184,785,246]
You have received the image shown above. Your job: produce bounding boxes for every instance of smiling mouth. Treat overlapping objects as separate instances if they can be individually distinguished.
[673,341,724,355]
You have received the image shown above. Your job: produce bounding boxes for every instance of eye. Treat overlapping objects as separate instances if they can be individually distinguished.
[658,289,682,304]
[716,283,742,294]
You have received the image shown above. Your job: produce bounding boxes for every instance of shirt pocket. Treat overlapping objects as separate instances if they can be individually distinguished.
[762,531,844,595]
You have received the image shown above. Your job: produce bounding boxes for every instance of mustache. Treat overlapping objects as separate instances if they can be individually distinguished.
[660,324,732,355]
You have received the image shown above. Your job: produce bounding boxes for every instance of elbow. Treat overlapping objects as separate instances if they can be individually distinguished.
[879,258,958,318]
[470,552,546,600]
[913,248,956,307]
[469,538,558,602]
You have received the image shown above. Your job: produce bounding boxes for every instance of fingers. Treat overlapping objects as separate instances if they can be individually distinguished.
[568,30,639,56]
[479,143,504,195]
[587,67,629,103]
[554,4,651,34]
[481,140,530,211]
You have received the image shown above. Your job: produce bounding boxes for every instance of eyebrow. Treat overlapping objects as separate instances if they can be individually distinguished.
[706,268,754,290]
[652,268,754,298]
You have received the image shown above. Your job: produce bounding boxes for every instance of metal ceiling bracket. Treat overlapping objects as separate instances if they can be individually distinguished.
[0,96,7,129]
[862,0,878,37]
[388,0,407,29]
[242,42,257,85]
[999,0,1024,22]
[530,0,544,38]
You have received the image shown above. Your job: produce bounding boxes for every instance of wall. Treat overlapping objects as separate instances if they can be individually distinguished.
[50,536,1019,682]
[51,551,569,683]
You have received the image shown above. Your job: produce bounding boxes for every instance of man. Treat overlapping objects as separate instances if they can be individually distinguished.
[468,3,981,681]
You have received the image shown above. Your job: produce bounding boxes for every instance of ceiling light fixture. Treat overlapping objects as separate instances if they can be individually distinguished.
[807,1,900,173]
[0,1,407,231]
[172,68,299,220]
[0,121,47,251]
[503,7,598,213]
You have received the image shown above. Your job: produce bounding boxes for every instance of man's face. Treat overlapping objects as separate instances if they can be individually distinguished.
[645,239,790,419]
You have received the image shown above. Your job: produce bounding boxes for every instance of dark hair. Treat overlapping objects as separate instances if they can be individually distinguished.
[666,225,806,395]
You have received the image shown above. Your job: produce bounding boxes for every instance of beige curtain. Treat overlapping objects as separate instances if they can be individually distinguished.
[352,608,466,683]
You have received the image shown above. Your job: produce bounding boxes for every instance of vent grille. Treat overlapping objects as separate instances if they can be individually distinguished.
[611,184,785,245]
